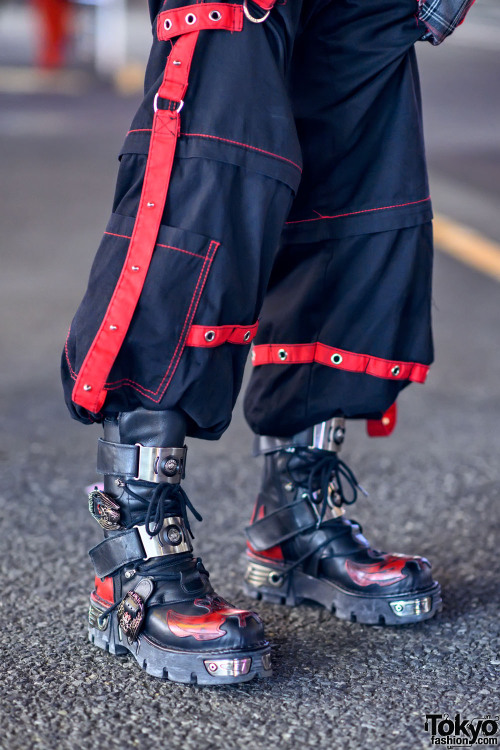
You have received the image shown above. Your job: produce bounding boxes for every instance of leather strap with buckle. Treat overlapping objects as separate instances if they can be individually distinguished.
[97,439,187,484]
[89,516,193,578]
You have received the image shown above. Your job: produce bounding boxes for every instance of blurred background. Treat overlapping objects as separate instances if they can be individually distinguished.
[1,3,499,749]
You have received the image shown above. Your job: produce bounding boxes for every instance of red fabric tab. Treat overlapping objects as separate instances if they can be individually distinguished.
[251,343,429,384]
[157,3,243,42]
[185,321,259,348]
[366,402,398,437]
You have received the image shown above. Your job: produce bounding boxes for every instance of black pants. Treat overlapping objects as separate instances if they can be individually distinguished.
[62,0,433,439]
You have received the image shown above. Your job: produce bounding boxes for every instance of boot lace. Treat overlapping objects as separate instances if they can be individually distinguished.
[286,447,368,527]
[279,449,369,575]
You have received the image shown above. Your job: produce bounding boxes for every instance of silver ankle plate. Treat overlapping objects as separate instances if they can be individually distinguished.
[311,418,345,453]
[135,516,192,558]
[135,444,187,484]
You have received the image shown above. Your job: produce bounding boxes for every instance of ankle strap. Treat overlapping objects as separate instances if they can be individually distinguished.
[97,439,187,484]
[89,516,192,577]
[254,418,345,456]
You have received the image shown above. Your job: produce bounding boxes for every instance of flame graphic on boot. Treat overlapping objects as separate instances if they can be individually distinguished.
[166,596,256,641]
[345,555,409,587]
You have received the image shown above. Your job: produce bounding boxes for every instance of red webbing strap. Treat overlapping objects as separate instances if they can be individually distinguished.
[72,31,200,413]
[157,4,243,41]
[366,402,398,437]
[185,321,259,347]
[251,343,430,384]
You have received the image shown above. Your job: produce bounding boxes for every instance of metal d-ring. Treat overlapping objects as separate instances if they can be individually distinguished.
[243,0,270,23]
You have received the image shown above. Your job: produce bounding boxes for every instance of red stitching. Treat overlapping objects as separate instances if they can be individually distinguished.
[104,241,220,398]
[64,328,77,380]
[285,196,431,225]
[157,240,219,399]
[180,132,302,172]
[125,128,303,173]
[157,242,206,259]
[104,232,206,259]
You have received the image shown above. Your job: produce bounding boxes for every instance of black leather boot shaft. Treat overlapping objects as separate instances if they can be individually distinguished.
[103,409,187,497]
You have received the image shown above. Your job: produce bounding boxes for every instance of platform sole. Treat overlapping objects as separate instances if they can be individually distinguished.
[244,558,442,626]
[88,600,272,685]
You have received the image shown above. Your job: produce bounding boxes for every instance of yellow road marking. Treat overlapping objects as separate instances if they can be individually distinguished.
[434,214,500,282]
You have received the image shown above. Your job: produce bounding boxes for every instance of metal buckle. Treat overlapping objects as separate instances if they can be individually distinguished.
[153,92,185,113]
[88,489,122,530]
[117,578,154,643]
[242,0,270,23]
[311,418,345,453]
[135,516,193,559]
[134,444,187,484]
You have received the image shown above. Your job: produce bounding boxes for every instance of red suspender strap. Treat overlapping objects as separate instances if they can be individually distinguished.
[251,343,430,384]
[72,5,244,413]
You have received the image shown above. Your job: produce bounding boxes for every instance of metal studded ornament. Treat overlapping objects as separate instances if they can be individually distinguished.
[88,489,122,530]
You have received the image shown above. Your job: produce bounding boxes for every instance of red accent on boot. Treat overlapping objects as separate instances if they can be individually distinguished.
[92,576,114,606]
[366,402,397,437]
[247,504,284,561]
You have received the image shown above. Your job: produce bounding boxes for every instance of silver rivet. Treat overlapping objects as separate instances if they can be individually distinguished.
[109,325,118,331]
[172,60,181,66]
[83,384,92,391]
[243,331,251,342]
[131,265,140,272]
[284,482,294,492]
[278,348,288,361]
[391,365,401,376]
[209,9,222,20]
[208,662,218,672]
[147,202,155,208]
[185,13,197,24]
[124,569,136,579]
[164,18,172,30]
[331,353,343,365]
[204,330,216,342]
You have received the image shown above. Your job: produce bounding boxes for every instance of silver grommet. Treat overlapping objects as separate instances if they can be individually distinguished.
[185,13,197,24]
[278,348,288,361]
[331,353,343,365]
[109,325,118,331]
[164,18,172,31]
[204,330,216,342]
[391,365,401,377]
[209,9,222,21]
[268,571,284,587]
[131,265,140,272]
[207,662,218,672]
[243,331,252,342]
[83,384,92,392]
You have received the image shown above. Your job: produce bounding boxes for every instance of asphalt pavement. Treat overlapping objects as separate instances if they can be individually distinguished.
[1,11,499,750]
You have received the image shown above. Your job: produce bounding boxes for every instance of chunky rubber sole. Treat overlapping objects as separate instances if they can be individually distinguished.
[88,599,272,685]
[244,558,442,626]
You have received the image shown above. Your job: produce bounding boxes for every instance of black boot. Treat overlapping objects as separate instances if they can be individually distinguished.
[244,419,442,625]
[87,408,271,685]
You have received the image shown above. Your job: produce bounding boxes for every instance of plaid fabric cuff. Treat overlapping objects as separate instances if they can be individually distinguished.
[418,0,476,45]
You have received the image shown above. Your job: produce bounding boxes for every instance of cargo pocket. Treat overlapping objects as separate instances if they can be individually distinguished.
[65,212,220,406]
